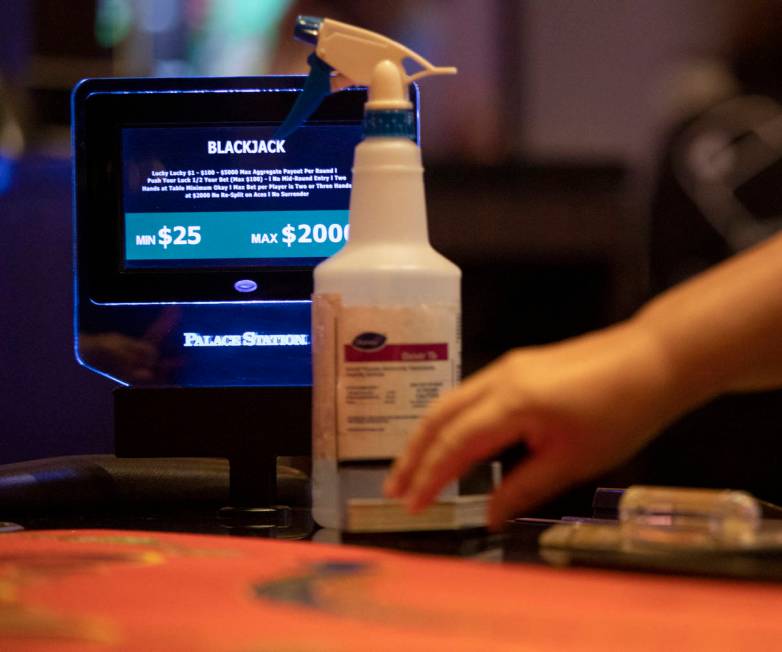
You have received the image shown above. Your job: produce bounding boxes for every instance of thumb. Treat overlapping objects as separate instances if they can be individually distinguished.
[488,451,578,530]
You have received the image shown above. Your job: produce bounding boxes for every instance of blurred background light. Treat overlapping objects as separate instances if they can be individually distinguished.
[138,0,179,34]
[95,0,133,48]
[193,0,293,76]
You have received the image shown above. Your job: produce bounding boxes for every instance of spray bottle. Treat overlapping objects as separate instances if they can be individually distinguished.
[278,16,470,530]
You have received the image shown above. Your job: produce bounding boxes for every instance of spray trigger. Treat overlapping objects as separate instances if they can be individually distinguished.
[275,53,334,140]
[277,16,456,139]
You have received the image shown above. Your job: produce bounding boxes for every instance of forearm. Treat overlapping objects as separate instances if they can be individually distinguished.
[635,231,782,412]
[387,232,782,519]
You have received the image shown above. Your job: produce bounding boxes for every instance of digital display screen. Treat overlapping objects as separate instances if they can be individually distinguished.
[122,124,363,269]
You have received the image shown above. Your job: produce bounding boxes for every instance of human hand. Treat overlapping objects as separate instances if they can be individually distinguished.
[385,321,684,529]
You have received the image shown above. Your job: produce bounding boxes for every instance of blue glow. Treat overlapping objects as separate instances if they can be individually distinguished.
[93,85,353,96]
[91,299,310,307]
[72,77,418,388]
[75,300,315,386]
[73,345,131,387]
[234,279,258,292]
[0,156,14,195]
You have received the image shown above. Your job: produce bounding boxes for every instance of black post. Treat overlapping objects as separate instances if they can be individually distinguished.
[114,386,311,520]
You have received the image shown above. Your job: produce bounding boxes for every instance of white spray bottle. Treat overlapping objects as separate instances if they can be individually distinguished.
[278,16,467,530]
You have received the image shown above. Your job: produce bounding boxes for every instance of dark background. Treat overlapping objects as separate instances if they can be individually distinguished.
[2,0,781,514]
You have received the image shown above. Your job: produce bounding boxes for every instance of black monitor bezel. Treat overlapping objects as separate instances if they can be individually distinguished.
[73,76,390,304]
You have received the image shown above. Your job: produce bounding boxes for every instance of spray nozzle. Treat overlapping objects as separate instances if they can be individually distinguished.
[293,15,322,45]
[276,16,457,139]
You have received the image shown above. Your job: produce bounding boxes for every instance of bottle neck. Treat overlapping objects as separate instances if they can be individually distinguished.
[347,136,429,244]
[362,109,416,140]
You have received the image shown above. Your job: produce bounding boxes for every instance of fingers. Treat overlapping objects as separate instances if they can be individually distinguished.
[383,423,440,499]
[401,397,523,512]
[419,365,496,433]
[487,452,575,530]
[384,372,492,498]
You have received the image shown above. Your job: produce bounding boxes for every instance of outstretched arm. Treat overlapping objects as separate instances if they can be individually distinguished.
[385,232,782,529]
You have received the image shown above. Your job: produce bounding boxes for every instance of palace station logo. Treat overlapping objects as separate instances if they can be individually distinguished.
[183,332,309,347]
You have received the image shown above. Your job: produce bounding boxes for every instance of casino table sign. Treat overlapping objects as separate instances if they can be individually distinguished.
[1,529,782,651]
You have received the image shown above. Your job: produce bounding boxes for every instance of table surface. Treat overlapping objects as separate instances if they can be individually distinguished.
[3,524,782,651]
[12,507,782,581]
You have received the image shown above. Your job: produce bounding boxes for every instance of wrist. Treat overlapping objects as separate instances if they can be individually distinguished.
[631,308,729,418]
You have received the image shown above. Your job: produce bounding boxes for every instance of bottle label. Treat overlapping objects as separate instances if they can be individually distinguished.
[312,294,460,462]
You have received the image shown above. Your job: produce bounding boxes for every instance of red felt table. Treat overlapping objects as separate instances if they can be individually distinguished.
[1,529,781,651]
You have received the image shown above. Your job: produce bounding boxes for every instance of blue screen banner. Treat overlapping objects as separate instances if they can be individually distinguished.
[125,210,350,260]
[122,124,361,268]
